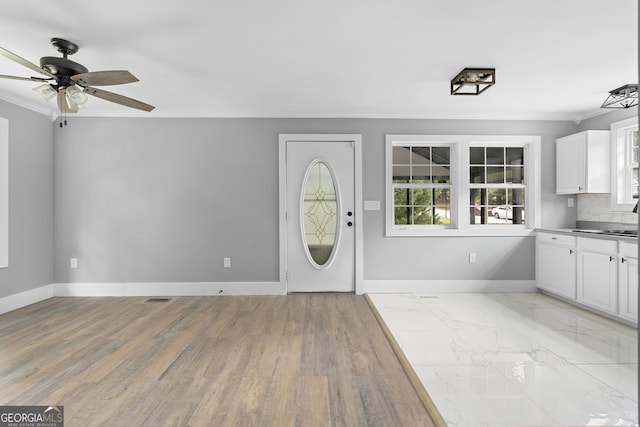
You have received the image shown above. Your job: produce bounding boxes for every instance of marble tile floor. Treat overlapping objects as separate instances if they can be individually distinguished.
[368,292,638,427]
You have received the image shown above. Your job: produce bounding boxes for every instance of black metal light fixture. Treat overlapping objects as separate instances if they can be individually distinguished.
[451,68,496,95]
[601,84,638,109]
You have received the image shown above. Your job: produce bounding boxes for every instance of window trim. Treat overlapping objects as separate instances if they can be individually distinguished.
[610,116,638,212]
[385,134,541,237]
[0,118,7,268]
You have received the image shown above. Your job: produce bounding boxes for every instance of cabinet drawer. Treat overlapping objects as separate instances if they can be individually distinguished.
[620,241,638,258]
[578,237,617,253]
[537,232,576,246]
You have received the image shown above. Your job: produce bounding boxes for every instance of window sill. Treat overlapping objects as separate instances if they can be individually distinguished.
[386,227,536,237]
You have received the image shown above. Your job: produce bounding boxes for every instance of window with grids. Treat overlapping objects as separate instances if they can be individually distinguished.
[392,144,452,227]
[611,117,639,210]
[620,122,638,202]
[469,145,525,225]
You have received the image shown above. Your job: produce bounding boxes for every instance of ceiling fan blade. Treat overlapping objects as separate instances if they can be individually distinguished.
[57,89,78,114]
[84,87,154,112]
[0,74,52,83]
[0,47,56,79]
[71,70,139,87]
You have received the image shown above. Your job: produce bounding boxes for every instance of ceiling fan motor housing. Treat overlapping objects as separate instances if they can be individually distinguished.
[40,57,88,78]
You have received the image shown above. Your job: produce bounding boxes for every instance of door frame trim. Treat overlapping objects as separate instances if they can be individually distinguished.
[278,134,363,294]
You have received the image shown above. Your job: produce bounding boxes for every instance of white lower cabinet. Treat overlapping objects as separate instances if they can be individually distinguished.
[618,241,638,322]
[536,233,576,299]
[576,238,617,314]
[536,231,637,324]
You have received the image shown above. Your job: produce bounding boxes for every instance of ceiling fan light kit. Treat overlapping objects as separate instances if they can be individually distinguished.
[600,84,638,109]
[0,37,155,115]
[33,83,56,101]
[451,68,496,95]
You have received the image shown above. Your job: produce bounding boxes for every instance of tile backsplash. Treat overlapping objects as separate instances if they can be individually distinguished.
[577,194,637,224]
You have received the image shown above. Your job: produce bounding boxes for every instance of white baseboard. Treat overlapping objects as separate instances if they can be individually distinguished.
[53,281,287,297]
[0,285,54,315]
[1,280,535,315]
[361,279,537,294]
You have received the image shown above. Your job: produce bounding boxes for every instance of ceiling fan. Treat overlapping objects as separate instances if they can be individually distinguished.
[0,38,154,113]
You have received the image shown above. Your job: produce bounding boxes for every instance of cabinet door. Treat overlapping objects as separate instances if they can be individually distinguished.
[537,243,576,298]
[618,256,638,322]
[556,134,585,194]
[577,250,617,314]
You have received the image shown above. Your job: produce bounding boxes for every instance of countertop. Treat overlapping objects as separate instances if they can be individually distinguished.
[536,228,638,242]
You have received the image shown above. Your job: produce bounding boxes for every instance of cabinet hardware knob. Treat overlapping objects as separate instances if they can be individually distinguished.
[609,256,615,262]
[551,237,557,240]
[569,249,574,254]
[622,258,626,263]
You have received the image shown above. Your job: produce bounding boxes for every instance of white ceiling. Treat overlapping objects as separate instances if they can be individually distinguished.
[0,0,637,121]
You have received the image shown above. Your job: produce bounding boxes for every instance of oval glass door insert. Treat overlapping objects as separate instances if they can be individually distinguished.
[301,160,339,268]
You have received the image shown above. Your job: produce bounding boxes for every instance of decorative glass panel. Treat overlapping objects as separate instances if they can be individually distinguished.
[302,161,338,267]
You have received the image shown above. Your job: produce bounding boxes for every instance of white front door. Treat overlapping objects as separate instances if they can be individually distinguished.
[284,138,355,292]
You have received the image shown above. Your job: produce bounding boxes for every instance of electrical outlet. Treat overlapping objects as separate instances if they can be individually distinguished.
[70,258,78,269]
[469,253,476,264]
[223,257,231,268]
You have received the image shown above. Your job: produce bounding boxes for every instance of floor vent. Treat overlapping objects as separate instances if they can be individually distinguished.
[144,298,171,303]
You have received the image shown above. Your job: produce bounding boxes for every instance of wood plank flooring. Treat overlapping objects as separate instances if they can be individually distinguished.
[0,295,436,426]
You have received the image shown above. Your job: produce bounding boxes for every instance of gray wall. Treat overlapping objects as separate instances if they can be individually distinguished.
[577,108,637,131]
[0,100,54,298]
[54,117,577,285]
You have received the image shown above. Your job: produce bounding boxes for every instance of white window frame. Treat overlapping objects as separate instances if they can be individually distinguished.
[610,116,638,211]
[388,140,456,231]
[386,134,541,237]
[0,118,7,268]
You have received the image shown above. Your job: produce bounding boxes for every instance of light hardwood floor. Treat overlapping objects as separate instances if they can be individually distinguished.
[0,294,436,426]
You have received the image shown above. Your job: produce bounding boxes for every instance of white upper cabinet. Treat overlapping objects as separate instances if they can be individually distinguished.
[556,130,610,194]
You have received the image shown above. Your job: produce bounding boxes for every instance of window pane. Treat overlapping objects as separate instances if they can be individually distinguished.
[432,147,450,164]
[412,147,430,165]
[470,166,485,183]
[413,206,433,224]
[394,188,412,205]
[432,165,450,184]
[506,166,525,184]
[393,146,411,164]
[634,167,639,198]
[470,147,484,165]
[392,165,410,183]
[470,188,483,205]
[486,147,504,164]
[486,166,504,184]
[506,147,524,165]
[509,188,525,205]
[435,189,451,224]
[412,188,433,206]
[394,207,412,225]
[412,165,430,183]
[487,188,506,205]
